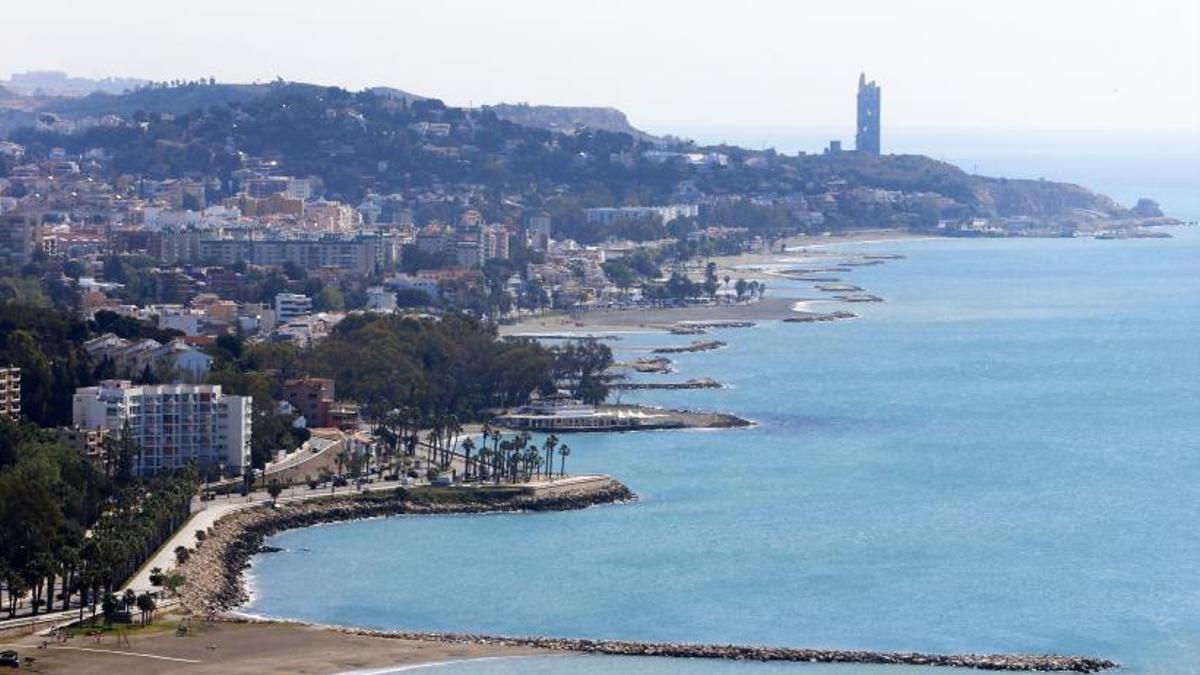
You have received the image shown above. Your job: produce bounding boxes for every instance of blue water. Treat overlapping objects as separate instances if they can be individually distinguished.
[248,228,1200,674]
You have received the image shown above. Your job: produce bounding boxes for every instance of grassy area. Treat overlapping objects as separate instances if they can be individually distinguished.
[60,615,179,637]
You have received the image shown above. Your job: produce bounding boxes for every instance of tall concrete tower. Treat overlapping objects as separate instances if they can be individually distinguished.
[856,73,881,155]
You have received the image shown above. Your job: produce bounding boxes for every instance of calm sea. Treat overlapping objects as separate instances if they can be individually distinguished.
[246,222,1200,674]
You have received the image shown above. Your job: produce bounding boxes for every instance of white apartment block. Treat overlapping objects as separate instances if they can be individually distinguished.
[72,380,251,475]
[274,293,313,323]
[582,204,699,226]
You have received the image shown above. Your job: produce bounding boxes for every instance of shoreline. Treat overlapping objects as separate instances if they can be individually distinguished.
[167,477,1116,674]
[500,230,925,336]
[230,618,1118,673]
[176,478,636,616]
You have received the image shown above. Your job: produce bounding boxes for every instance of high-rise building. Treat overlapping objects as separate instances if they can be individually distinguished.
[0,213,43,267]
[72,380,251,475]
[527,215,552,252]
[0,367,20,419]
[856,73,881,155]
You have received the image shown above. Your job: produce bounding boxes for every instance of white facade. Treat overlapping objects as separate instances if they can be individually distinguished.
[385,274,440,300]
[274,293,313,322]
[583,204,699,226]
[72,380,251,475]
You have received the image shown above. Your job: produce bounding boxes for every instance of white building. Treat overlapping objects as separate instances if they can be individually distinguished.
[385,273,441,300]
[72,380,251,475]
[582,204,699,226]
[274,293,313,322]
[526,215,552,251]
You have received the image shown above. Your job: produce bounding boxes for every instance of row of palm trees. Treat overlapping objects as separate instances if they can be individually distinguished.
[464,427,572,483]
[370,411,573,485]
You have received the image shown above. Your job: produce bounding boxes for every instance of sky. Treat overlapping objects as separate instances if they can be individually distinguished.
[3,0,1198,141]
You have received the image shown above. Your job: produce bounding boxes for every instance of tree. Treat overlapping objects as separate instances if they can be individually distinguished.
[173,546,190,566]
[542,434,558,481]
[316,286,345,312]
[703,262,719,298]
[558,443,571,477]
[101,592,118,626]
[267,479,283,506]
[460,437,476,481]
[135,592,156,625]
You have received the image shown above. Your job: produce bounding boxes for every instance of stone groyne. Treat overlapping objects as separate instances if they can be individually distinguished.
[611,378,722,391]
[225,618,1117,672]
[177,478,635,616]
[785,311,859,323]
[673,320,756,329]
[653,340,727,354]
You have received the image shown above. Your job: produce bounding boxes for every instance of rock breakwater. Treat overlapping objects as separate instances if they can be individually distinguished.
[611,378,722,390]
[225,619,1117,672]
[653,340,726,354]
[785,311,859,323]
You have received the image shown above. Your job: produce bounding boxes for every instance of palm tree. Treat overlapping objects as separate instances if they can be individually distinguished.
[461,437,476,481]
[542,435,558,480]
[267,480,283,506]
[558,444,571,477]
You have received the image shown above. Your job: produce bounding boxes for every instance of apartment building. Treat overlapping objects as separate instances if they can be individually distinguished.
[72,380,251,475]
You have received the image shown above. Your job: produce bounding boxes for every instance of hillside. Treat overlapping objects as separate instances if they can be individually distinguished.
[42,82,279,117]
[487,103,656,139]
[0,81,1133,228]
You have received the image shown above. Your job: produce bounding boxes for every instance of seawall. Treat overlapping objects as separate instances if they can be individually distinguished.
[176,478,635,615]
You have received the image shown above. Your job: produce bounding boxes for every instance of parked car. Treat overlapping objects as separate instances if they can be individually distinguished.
[0,650,19,668]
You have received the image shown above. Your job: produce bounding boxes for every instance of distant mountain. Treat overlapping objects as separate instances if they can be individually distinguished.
[1,70,149,97]
[486,103,658,140]
[0,79,1140,226]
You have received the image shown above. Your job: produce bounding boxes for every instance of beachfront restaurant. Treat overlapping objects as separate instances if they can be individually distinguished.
[496,394,664,431]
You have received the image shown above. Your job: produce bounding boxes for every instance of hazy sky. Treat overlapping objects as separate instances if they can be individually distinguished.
[4,0,1197,137]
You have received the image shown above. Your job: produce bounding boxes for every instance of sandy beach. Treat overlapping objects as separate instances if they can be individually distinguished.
[0,619,543,674]
[501,229,926,336]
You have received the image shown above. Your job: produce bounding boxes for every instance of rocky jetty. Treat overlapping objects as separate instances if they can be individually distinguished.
[673,320,756,329]
[611,378,722,391]
[627,406,751,429]
[341,630,1117,672]
[177,479,635,616]
[817,283,864,292]
[785,311,859,323]
[653,340,726,354]
[630,356,673,373]
[668,326,707,335]
[834,294,884,303]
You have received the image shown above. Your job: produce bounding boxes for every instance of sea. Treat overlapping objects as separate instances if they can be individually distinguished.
[244,141,1200,675]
